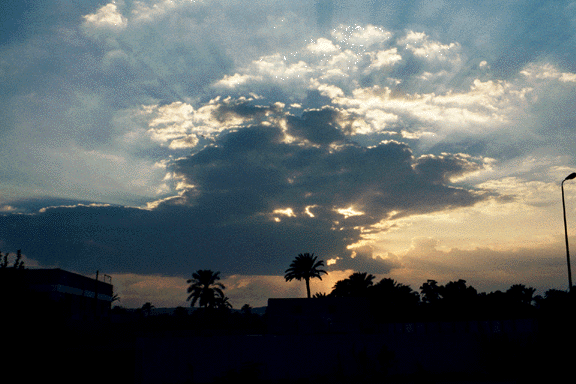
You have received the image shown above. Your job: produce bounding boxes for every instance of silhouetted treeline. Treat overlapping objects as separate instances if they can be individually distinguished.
[321,272,575,322]
[3,262,575,384]
[109,304,266,336]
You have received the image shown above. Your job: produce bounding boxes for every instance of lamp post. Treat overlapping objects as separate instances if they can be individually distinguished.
[562,172,576,292]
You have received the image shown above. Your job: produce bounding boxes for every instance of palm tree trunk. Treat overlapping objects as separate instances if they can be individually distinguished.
[305,277,311,298]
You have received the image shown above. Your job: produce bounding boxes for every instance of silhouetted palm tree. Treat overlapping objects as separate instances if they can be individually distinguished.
[369,278,420,321]
[331,272,376,297]
[442,279,478,305]
[186,270,225,309]
[506,284,536,306]
[0,250,25,269]
[420,279,442,305]
[141,302,154,317]
[284,253,328,298]
[330,279,350,297]
[371,278,419,302]
[215,295,233,311]
[0,251,8,268]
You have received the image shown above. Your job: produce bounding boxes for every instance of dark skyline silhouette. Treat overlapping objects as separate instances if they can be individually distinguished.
[3,261,575,384]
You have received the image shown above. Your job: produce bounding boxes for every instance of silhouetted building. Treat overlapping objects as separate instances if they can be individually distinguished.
[266,297,374,334]
[1,268,113,323]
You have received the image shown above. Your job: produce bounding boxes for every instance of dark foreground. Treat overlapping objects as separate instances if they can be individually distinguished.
[7,312,572,384]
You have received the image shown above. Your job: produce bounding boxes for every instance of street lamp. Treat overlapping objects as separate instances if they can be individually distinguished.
[562,172,576,292]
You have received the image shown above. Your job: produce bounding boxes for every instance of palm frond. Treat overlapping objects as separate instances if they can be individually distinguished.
[284,253,328,298]
[186,269,227,308]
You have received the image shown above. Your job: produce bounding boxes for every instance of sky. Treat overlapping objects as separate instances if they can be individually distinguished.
[2,0,576,309]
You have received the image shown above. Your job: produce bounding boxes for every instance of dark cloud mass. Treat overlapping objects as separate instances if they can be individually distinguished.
[0,103,488,276]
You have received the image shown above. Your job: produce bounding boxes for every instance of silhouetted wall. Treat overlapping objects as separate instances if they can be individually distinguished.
[266,297,373,334]
[135,318,538,383]
[1,268,113,323]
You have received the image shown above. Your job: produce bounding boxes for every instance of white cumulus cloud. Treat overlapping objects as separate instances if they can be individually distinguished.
[83,3,127,28]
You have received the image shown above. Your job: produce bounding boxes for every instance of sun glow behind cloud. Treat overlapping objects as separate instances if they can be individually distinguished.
[335,206,365,218]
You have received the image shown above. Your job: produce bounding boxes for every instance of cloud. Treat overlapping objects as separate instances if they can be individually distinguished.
[83,3,127,29]
[392,237,570,296]
[370,48,402,69]
[200,25,543,159]
[329,244,402,274]
[111,273,189,308]
[0,205,17,213]
[214,73,264,88]
[334,24,392,47]
[520,63,576,83]
[130,0,179,22]
[398,31,461,62]
[223,274,305,307]
[0,97,490,278]
[307,38,340,54]
[145,101,196,146]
